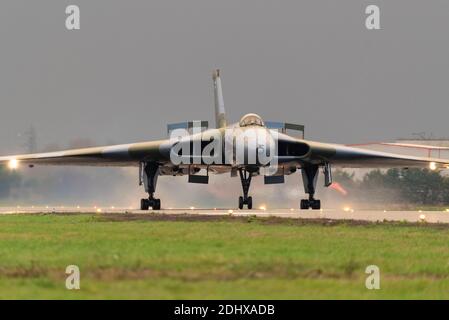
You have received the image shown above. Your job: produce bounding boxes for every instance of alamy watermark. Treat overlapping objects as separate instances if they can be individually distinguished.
[365,5,380,30]
[169,124,280,175]
[64,4,380,32]
[65,5,80,30]
[65,265,80,290]
[365,265,380,290]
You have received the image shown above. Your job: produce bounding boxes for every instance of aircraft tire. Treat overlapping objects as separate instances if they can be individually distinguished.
[152,199,161,210]
[300,199,309,210]
[141,199,150,210]
[311,200,321,210]
[247,196,253,209]
[238,196,244,209]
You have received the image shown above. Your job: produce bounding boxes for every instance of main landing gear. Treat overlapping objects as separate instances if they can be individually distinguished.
[238,168,253,209]
[300,165,321,210]
[299,163,332,210]
[140,162,161,210]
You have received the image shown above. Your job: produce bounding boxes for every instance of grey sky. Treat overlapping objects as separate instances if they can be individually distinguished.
[1,0,449,154]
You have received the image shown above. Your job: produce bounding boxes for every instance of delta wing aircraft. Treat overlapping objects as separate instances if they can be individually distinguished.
[1,70,449,210]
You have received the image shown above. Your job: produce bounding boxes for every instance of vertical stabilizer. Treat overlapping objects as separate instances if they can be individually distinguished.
[213,69,227,128]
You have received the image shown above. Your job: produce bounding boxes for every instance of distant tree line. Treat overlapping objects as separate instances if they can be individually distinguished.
[333,168,449,206]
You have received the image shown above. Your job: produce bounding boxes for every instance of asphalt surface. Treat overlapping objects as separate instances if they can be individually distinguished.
[1,206,449,223]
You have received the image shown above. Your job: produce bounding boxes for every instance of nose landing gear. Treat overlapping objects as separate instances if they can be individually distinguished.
[238,169,253,209]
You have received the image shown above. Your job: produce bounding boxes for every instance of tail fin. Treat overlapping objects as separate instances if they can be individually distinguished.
[212,69,227,128]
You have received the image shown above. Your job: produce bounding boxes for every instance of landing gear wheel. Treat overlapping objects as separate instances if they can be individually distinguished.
[311,199,321,210]
[153,199,161,210]
[300,199,309,210]
[141,198,161,210]
[300,199,321,210]
[140,199,150,210]
[247,196,253,210]
[238,196,244,209]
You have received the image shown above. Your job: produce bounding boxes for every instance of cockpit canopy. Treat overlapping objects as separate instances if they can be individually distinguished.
[239,113,265,127]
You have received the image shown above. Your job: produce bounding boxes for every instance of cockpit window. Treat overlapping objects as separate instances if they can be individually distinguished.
[239,114,265,127]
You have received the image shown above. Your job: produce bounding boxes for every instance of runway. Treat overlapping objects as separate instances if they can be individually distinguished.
[1,206,449,223]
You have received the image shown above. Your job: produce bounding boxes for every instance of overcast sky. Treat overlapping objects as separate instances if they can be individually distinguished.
[1,0,449,154]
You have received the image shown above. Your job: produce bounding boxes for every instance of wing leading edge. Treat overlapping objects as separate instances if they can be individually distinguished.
[0,140,167,167]
[317,142,449,169]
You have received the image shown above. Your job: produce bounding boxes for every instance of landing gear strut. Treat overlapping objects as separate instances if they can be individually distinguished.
[238,169,253,209]
[140,162,161,210]
[300,165,321,210]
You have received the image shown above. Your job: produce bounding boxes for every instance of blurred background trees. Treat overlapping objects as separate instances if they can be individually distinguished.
[331,168,449,207]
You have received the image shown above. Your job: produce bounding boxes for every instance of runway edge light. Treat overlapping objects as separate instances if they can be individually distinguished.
[429,162,437,171]
[8,159,18,170]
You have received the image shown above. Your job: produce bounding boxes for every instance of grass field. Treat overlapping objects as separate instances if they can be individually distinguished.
[0,213,449,299]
